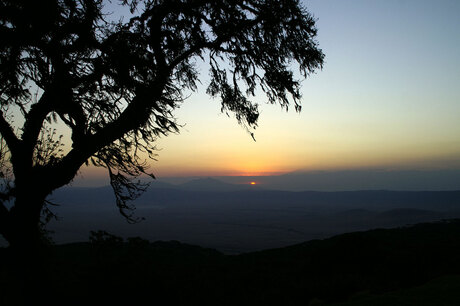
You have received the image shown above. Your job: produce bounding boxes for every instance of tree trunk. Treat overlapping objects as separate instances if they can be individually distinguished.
[3,187,47,249]
[2,188,51,305]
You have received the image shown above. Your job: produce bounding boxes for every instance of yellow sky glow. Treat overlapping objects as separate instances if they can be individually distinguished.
[72,1,460,181]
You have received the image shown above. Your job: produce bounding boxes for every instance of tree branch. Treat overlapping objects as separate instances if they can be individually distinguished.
[47,84,166,190]
[169,11,262,69]
[0,112,20,155]
[21,92,54,158]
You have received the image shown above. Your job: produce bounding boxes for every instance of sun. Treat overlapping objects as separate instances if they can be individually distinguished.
[250,182,256,185]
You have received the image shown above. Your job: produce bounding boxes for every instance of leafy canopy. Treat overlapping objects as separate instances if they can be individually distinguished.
[0,0,323,221]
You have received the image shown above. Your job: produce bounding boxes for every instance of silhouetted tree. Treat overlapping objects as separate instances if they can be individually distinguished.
[0,0,323,248]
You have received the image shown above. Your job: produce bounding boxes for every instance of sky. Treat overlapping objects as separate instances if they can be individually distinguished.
[76,0,460,183]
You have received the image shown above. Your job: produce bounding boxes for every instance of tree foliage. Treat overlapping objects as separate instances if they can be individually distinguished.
[0,0,323,245]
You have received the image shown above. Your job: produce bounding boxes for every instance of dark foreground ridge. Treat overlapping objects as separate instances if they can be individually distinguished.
[2,220,460,305]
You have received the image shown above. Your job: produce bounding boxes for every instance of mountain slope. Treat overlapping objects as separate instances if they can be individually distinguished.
[2,220,460,305]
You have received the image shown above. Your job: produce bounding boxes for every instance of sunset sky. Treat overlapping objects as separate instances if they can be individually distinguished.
[80,0,460,182]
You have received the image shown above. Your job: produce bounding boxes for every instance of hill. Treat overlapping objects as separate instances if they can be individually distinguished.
[1,220,460,305]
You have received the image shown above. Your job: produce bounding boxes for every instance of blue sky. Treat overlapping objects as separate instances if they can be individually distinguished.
[76,0,460,184]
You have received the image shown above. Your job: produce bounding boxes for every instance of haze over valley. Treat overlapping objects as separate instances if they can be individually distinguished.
[41,174,460,254]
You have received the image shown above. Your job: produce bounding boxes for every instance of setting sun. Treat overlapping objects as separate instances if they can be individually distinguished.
[250,182,256,185]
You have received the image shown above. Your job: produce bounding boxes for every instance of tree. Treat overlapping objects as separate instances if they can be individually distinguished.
[0,0,324,248]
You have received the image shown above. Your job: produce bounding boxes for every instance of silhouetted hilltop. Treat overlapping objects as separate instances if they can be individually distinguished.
[2,220,460,305]
[231,220,460,304]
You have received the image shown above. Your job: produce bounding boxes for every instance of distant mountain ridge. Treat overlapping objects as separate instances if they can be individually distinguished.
[43,185,460,253]
[154,170,460,191]
[176,177,252,191]
[70,169,460,191]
